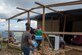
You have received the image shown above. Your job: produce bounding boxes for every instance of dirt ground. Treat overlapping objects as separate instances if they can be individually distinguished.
[0,48,22,55]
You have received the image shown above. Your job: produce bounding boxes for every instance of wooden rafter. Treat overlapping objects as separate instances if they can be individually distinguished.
[34,1,82,9]
[16,7,42,14]
[7,8,34,20]
[35,2,57,12]
[7,11,27,20]
[7,1,82,20]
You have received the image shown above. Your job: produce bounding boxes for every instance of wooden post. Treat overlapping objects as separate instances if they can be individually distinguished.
[42,7,45,31]
[63,15,66,37]
[8,19,10,47]
[42,7,45,55]
[27,11,30,25]
[8,19,10,37]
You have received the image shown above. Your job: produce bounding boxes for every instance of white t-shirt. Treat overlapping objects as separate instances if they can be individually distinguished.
[59,36,65,43]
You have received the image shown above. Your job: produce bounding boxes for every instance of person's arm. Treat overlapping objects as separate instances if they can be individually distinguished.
[26,36,36,48]
[28,39,36,48]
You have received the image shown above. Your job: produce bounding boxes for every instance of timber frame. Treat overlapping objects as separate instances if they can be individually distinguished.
[4,1,82,55]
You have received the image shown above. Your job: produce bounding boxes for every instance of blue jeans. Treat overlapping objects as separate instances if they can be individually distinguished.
[21,46,30,55]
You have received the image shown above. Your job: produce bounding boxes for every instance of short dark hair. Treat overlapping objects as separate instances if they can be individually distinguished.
[26,26,30,31]
[25,23,30,27]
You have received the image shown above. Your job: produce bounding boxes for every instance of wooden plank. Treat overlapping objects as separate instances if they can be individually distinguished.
[43,33,53,50]
[16,7,42,14]
[7,1,82,20]
[0,18,7,19]
[8,20,10,46]
[35,2,57,12]
[5,30,25,32]
[43,32,82,35]
[34,1,82,9]
[8,20,10,35]
[63,15,66,32]
[7,8,35,20]
[7,11,27,20]
[42,7,45,31]
[42,7,45,55]
[27,12,30,25]
[63,15,66,37]
[5,30,82,35]
[66,46,82,52]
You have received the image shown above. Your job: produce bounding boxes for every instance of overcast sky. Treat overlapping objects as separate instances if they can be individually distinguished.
[0,0,80,18]
[0,0,82,31]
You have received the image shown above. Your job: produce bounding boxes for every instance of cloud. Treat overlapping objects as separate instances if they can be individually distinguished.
[0,14,8,18]
[0,20,37,31]
[0,0,23,18]
[0,0,81,31]
[0,0,79,18]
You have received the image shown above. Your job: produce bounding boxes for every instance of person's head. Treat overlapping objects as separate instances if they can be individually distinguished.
[25,23,30,27]
[26,26,31,31]
[9,34,12,37]
[37,26,41,30]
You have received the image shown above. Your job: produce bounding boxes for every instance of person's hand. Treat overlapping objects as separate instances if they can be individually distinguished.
[33,46,36,49]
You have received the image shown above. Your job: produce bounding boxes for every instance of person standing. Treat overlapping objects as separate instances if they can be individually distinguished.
[35,27,42,50]
[25,23,35,40]
[21,27,35,55]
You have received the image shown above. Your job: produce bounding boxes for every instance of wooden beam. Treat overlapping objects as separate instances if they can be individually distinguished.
[66,46,82,52]
[8,20,10,36]
[63,15,66,37]
[7,1,82,20]
[63,16,66,32]
[0,18,7,19]
[42,7,45,55]
[16,7,42,14]
[43,33,53,50]
[35,2,57,12]
[7,8,35,20]
[1,18,22,20]
[8,19,10,46]
[34,1,82,9]
[5,30,82,36]
[43,32,82,35]
[42,7,45,31]
[27,12,30,25]
[7,11,27,20]
[5,30,25,32]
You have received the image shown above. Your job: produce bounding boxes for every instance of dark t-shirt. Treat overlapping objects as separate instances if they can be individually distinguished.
[30,27,35,34]
[21,31,32,47]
